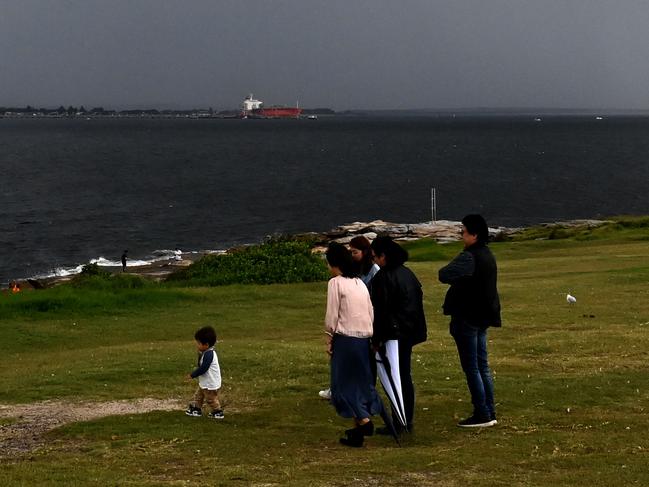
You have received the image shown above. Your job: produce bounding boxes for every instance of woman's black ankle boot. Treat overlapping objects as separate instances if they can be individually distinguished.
[339,429,364,447]
[358,420,374,436]
[344,420,374,437]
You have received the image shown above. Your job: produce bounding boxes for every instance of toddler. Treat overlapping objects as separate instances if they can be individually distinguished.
[185,326,224,419]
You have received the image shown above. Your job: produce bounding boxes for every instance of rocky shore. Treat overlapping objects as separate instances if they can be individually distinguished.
[301,218,608,251]
[309,219,518,245]
[8,219,608,291]
[6,253,209,291]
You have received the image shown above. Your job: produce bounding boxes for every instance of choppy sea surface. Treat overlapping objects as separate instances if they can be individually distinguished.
[1,115,648,284]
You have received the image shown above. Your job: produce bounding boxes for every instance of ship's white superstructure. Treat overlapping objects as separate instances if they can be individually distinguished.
[242,94,263,112]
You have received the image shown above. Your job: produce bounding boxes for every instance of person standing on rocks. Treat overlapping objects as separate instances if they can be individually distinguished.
[438,214,501,428]
[121,250,128,272]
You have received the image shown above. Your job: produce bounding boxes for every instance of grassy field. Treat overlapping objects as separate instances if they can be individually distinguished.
[1,223,648,486]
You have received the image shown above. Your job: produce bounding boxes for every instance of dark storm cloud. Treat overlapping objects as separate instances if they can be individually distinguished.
[1,0,648,109]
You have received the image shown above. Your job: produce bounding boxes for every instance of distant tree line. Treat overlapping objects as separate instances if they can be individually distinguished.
[301,108,336,115]
[1,105,337,117]
[1,105,117,116]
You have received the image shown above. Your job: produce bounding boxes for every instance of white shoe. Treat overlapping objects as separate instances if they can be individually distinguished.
[318,388,331,400]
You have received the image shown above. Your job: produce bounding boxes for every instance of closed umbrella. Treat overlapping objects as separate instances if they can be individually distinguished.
[375,340,407,429]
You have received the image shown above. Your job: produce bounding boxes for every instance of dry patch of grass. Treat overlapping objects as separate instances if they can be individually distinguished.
[0,398,181,456]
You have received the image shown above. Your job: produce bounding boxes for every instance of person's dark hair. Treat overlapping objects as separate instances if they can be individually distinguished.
[349,235,374,276]
[194,326,217,347]
[370,236,408,268]
[461,214,489,244]
[325,242,358,278]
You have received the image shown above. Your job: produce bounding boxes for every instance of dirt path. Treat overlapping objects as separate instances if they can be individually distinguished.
[0,398,181,457]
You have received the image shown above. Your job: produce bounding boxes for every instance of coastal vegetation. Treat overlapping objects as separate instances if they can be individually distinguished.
[0,220,648,485]
[507,215,649,242]
[166,238,330,286]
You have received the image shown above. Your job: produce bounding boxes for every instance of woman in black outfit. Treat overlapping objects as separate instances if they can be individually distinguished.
[370,236,427,433]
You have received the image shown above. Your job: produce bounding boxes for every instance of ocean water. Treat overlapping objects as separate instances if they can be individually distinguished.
[1,115,648,284]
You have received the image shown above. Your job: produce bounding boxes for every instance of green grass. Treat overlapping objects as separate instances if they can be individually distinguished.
[0,284,203,320]
[1,227,648,486]
[507,215,649,242]
[402,238,463,262]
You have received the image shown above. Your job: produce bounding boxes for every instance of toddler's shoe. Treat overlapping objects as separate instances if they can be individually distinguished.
[184,405,202,417]
[208,409,225,420]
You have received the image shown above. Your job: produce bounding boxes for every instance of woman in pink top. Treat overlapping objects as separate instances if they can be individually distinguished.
[325,243,382,447]
[318,235,380,401]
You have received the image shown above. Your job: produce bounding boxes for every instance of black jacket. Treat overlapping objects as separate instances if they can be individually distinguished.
[371,265,428,346]
[439,242,501,328]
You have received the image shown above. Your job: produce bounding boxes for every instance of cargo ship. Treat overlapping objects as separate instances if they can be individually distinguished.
[241,94,302,119]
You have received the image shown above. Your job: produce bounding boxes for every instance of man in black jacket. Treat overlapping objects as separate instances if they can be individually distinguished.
[439,215,501,428]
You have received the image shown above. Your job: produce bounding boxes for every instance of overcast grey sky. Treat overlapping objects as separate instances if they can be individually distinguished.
[1,0,649,110]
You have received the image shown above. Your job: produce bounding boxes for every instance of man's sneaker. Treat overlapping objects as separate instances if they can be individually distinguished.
[184,405,202,417]
[457,415,497,428]
[490,413,498,425]
[208,409,225,420]
[318,388,331,400]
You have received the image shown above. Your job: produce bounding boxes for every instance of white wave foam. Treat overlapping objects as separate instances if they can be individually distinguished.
[26,248,225,282]
[90,257,152,267]
[38,264,86,278]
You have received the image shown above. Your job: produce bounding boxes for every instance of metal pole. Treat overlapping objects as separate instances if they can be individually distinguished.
[431,187,437,223]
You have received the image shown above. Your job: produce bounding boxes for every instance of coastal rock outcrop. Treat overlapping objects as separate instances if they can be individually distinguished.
[321,220,518,244]
[305,218,610,253]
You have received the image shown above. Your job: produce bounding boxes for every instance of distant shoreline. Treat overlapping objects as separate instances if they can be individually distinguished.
[5,107,649,120]
[4,218,609,291]
[0,107,336,119]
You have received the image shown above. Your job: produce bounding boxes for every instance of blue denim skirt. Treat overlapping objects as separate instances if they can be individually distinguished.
[330,334,382,419]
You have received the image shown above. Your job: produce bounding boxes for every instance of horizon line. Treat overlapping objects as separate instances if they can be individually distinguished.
[3,103,649,114]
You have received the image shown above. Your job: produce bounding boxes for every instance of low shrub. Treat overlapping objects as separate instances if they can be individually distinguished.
[548,227,571,240]
[611,215,649,229]
[80,263,111,278]
[167,238,329,286]
[72,272,150,291]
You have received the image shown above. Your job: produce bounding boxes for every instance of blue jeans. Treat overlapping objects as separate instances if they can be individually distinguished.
[450,320,495,419]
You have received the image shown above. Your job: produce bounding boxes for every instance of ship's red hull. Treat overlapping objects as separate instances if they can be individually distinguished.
[251,107,302,118]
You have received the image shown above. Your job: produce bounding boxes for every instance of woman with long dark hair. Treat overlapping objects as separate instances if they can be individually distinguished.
[324,242,382,447]
[350,235,380,287]
[370,236,427,434]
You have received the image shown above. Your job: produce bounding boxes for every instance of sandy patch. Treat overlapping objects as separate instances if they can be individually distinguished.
[0,398,181,457]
